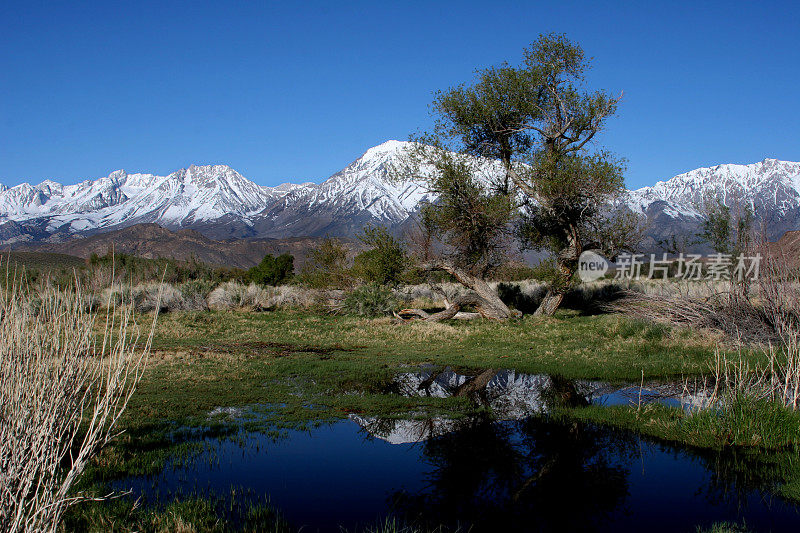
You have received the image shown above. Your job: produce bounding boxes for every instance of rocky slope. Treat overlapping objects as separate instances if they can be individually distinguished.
[15,223,359,269]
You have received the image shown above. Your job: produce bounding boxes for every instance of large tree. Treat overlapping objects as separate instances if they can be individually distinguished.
[400,147,519,320]
[411,33,627,316]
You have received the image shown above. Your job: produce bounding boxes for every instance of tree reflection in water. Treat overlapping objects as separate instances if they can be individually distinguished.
[361,374,637,531]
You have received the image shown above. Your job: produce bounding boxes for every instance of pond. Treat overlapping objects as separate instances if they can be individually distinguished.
[118,369,800,532]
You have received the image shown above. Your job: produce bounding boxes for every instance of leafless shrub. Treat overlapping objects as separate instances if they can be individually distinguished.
[608,242,800,347]
[758,249,800,346]
[757,250,800,408]
[0,281,156,532]
[605,289,772,343]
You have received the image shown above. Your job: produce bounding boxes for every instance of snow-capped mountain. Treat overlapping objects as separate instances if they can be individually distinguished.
[0,140,797,247]
[0,164,309,243]
[626,158,800,247]
[250,140,441,238]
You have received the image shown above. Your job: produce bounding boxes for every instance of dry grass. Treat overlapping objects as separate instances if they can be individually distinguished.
[0,280,156,532]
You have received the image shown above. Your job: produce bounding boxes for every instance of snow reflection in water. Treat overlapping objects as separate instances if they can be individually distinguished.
[117,369,800,532]
[352,367,714,444]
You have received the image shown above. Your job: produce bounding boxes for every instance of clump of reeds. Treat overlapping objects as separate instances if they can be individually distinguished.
[0,277,156,532]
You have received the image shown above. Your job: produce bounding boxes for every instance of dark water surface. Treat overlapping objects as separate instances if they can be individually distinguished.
[118,370,800,532]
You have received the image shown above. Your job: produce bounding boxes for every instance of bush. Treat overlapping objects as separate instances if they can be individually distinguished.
[0,281,153,531]
[341,283,397,317]
[248,253,294,286]
[178,279,215,310]
[207,282,269,311]
[298,238,352,289]
[352,225,407,285]
[132,283,185,313]
[264,285,321,309]
[527,257,562,284]
[490,260,538,281]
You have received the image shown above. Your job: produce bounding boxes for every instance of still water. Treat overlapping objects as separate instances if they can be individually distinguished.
[119,370,800,532]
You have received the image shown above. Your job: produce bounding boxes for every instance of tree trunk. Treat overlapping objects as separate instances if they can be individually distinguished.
[433,262,517,319]
[534,291,564,316]
[397,261,520,321]
[533,224,581,316]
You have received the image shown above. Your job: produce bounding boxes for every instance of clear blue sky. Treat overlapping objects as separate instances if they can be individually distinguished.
[1,0,798,189]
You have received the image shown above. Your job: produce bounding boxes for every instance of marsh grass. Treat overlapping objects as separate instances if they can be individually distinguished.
[0,280,156,532]
[695,522,751,533]
[68,494,463,533]
[64,490,293,533]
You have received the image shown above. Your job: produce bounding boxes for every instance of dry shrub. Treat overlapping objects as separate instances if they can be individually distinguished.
[178,280,214,311]
[207,282,269,311]
[606,243,800,346]
[605,289,771,343]
[337,283,397,317]
[133,282,186,313]
[0,281,156,532]
[264,285,322,309]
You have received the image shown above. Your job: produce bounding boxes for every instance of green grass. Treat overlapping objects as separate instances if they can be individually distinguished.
[64,490,293,533]
[149,310,727,374]
[695,522,751,533]
[559,399,800,450]
[71,308,797,530]
[113,309,744,433]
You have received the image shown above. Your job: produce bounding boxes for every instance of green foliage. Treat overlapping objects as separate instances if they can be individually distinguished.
[683,396,800,448]
[412,33,628,310]
[516,151,626,276]
[699,195,754,256]
[341,283,397,317]
[695,523,751,533]
[527,258,561,284]
[64,491,293,532]
[417,152,514,277]
[353,226,408,284]
[700,196,733,254]
[87,251,246,286]
[248,253,294,286]
[567,395,800,451]
[298,238,351,288]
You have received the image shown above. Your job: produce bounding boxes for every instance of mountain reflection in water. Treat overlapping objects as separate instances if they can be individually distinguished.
[352,368,713,444]
[117,370,800,532]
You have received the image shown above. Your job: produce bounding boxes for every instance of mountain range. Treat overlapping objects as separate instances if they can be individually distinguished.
[1,140,798,252]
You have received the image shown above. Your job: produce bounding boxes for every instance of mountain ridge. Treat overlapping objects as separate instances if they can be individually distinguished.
[1,141,798,248]
[12,223,360,269]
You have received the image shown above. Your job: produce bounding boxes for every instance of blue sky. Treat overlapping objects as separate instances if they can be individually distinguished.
[1,0,798,189]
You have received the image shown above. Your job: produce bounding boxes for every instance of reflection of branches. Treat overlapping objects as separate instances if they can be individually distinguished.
[389,414,634,531]
[454,368,499,403]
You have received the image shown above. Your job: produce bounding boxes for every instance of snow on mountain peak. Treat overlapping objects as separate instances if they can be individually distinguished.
[626,158,800,228]
[361,139,411,157]
[0,142,798,244]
